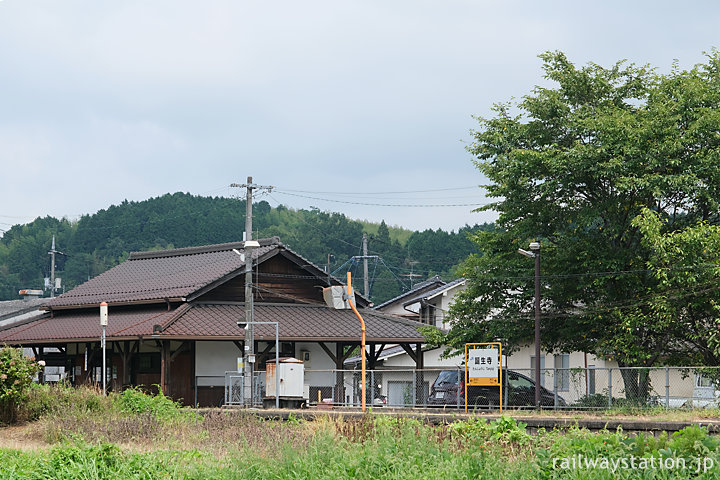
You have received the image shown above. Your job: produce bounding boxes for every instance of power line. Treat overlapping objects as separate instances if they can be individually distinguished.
[273,190,489,208]
[279,186,480,195]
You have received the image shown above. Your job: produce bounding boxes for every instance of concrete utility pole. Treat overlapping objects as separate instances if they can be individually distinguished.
[400,260,422,288]
[49,236,56,298]
[362,233,369,297]
[327,253,334,286]
[47,236,65,298]
[230,177,273,406]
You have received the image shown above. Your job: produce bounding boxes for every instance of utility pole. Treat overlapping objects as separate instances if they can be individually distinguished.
[230,177,273,407]
[362,233,369,297]
[327,254,335,286]
[50,236,56,298]
[401,260,421,288]
[47,236,65,298]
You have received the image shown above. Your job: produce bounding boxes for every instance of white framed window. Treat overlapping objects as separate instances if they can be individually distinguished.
[588,365,596,395]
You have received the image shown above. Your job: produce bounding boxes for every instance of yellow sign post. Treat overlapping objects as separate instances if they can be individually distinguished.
[464,342,502,413]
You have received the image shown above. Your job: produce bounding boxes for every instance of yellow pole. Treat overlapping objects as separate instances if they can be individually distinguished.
[347,272,366,413]
[464,344,468,413]
[499,343,503,414]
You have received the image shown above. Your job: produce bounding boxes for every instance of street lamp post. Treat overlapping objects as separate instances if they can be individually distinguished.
[237,320,279,409]
[518,241,541,408]
[99,301,108,396]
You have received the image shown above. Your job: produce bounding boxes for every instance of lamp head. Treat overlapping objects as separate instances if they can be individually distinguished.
[517,248,535,258]
[529,241,540,251]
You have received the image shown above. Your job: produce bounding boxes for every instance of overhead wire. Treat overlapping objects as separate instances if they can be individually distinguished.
[279,186,481,195]
[273,190,489,208]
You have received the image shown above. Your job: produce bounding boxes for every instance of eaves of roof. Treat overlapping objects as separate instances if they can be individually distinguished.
[373,276,445,310]
[0,302,429,345]
[402,278,467,308]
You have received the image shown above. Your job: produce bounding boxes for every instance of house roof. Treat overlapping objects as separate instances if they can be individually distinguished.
[373,275,446,310]
[43,237,358,310]
[402,278,466,307]
[44,239,277,309]
[0,298,50,325]
[0,302,427,344]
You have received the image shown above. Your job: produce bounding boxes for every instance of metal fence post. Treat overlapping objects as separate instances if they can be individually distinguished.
[412,373,417,407]
[504,369,509,408]
[553,368,558,410]
[665,366,670,408]
[456,368,461,409]
[608,368,613,408]
[194,376,198,408]
[370,370,375,407]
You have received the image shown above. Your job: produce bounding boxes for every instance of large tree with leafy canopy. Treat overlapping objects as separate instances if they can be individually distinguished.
[443,51,720,400]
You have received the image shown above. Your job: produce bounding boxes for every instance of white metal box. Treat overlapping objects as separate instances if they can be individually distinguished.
[266,357,305,398]
[323,286,354,309]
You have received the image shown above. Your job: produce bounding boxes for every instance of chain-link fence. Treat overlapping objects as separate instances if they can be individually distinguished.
[197,367,720,410]
[194,373,264,407]
[300,366,720,410]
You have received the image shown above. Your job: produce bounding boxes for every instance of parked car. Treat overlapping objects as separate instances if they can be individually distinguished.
[427,369,566,408]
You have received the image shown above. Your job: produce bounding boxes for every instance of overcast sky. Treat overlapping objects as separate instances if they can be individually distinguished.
[0,1,717,234]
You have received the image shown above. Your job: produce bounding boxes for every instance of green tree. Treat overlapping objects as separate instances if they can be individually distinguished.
[447,51,720,400]
[634,209,720,365]
[0,347,43,424]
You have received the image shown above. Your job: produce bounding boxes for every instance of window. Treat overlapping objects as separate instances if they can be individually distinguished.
[434,370,459,387]
[508,372,533,390]
[530,355,545,388]
[696,374,715,388]
[135,353,161,374]
[554,353,570,391]
[588,365,596,395]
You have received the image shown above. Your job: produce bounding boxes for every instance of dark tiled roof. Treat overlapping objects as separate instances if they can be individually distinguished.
[0,298,50,321]
[0,307,175,343]
[402,278,466,307]
[373,276,445,310]
[45,239,280,309]
[164,303,426,342]
[0,303,428,344]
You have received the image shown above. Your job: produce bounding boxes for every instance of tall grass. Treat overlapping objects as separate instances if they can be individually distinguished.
[3,385,720,478]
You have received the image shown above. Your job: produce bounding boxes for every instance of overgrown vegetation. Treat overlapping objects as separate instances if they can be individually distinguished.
[3,382,720,478]
[0,347,43,424]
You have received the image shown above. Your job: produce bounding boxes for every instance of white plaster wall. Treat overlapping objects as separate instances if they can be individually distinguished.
[379,303,418,316]
[195,341,242,378]
[425,282,466,330]
[382,347,463,368]
[298,342,338,389]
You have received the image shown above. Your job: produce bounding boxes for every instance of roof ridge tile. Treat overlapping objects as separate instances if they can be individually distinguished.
[129,237,282,261]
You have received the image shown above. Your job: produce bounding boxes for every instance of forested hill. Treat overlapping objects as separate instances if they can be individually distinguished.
[0,192,493,304]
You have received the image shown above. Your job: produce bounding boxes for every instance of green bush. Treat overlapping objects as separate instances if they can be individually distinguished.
[22,383,114,421]
[0,347,43,424]
[115,386,197,422]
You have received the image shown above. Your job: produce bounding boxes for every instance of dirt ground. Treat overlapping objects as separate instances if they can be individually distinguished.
[0,424,48,451]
